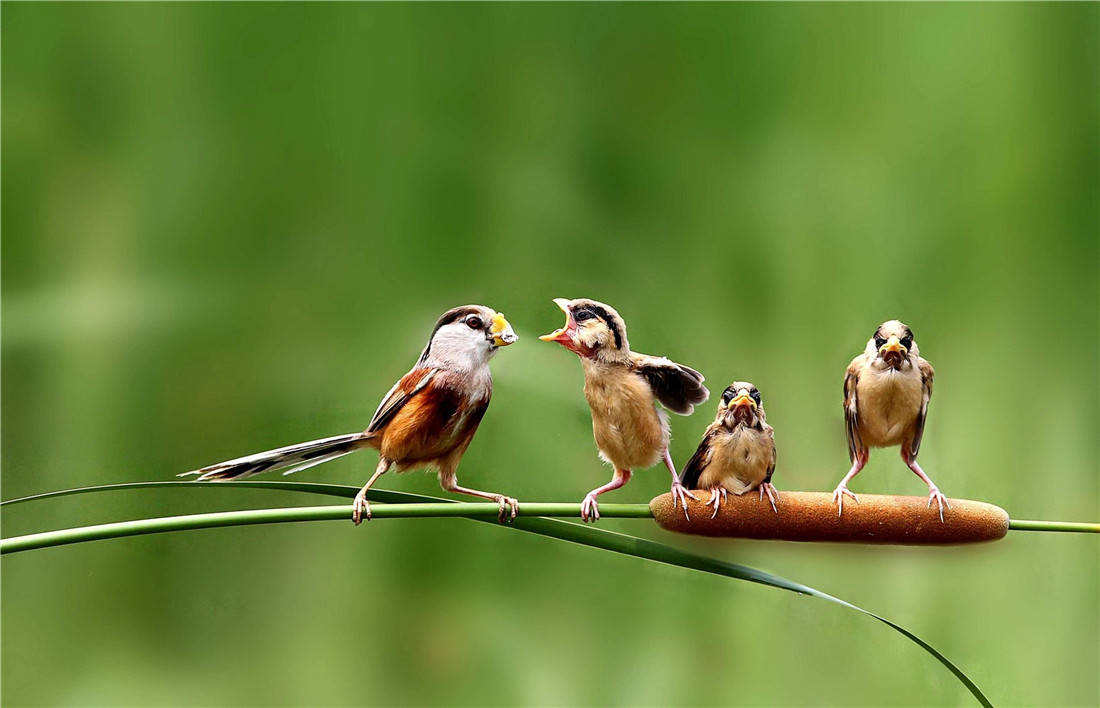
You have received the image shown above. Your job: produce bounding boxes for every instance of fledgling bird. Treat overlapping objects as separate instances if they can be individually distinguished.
[832,319,947,520]
[680,382,778,518]
[539,298,709,522]
[180,305,520,524]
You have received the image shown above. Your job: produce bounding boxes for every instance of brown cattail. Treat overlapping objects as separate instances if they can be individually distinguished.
[651,491,1009,545]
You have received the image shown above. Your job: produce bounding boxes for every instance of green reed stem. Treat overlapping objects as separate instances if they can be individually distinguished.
[1008,519,1100,533]
[0,503,651,554]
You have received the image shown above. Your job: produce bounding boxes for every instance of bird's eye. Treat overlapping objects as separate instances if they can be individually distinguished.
[465,316,483,330]
[750,390,762,405]
[874,337,887,349]
[721,389,735,403]
[900,335,913,350]
[573,309,595,323]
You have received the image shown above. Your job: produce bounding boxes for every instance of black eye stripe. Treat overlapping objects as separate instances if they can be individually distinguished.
[570,304,623,349]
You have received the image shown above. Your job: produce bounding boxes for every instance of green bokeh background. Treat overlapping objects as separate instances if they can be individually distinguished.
[3,4,1097,706]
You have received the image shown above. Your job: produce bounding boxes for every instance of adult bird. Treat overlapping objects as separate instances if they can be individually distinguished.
[832,319,946,519]
[680,381,778,518]
[540,298,709,522]
[181,305,520,524]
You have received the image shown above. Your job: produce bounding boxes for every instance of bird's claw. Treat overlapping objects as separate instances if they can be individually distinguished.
[926,487,950,523]
[352,492,372,526]
[758,482,779,513]
[496,496,520,523]
[707,486,727,519]
[831,485,858,517]
[670,483,696,520]
[580,494,600,523]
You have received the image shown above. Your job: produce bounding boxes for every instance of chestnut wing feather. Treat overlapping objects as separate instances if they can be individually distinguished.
[910,358,935,458]
[634,355,709,415]
[366,368,437,434]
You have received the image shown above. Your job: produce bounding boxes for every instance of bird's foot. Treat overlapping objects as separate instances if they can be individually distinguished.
[580,493,601,523]
[758,482,779,513]
[707,486,727,519]
[352,491,372,526]
[926,487,951,523]
[831,484,858,517]
[494,496,519,523]
[670,482,697,520]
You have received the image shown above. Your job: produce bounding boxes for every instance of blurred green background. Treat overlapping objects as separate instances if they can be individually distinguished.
[3,3,1097,706]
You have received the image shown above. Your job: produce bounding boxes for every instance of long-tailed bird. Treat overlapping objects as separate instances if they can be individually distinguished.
[180,305,520,524]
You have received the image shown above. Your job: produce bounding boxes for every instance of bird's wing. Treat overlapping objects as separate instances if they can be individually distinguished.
[843,359,865,463]
[910,357,935,458]
[763,424,777,484]
[679,426,718,489]
[366,367,438,434]
[632,355,710,415]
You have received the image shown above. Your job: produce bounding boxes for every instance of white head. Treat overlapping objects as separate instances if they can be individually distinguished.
[417,305,518,370]
[864,319,920,371]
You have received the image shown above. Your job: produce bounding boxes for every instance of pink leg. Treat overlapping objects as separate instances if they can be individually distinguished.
[758,482,779,513]
[353,458,392,525]
[831,454,867,517]
[707,486,727,519]
[580,468,632,523]
[663,449,698,520]
[439,471,519,523]
[902,450,950,522]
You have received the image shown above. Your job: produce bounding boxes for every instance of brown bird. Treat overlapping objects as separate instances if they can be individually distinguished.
[832,319,946,519]
[681,381,778,518]
[540,298,709,522]
[180,305,520,524]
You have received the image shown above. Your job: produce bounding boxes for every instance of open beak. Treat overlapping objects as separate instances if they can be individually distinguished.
[879,336,907,366]
[727,395,757,411]
[539,298,576,346]
[489,312,518,347]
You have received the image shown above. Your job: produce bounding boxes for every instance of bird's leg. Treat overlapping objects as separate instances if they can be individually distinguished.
[580,468,632,523]
[831,454,866,517]
[707,486,727,519]
[438,469,519,523]
[758,482,779,513]
[902,450,950,522]
[353,458,392,525]
[663,449,698,520]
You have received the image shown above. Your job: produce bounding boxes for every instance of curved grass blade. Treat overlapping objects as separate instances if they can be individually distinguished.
[1,481,991,706]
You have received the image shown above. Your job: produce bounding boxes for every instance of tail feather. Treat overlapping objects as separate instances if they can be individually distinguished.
[179,433,368,481]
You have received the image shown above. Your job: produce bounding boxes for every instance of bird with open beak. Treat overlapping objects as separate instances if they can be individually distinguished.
[540,298,709,521]
[180,305,521,524]
[833,319,946,520]
[680,382,778,518]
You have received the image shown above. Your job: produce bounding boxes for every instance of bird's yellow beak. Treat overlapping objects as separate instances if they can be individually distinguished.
[880,336,907,355]
[490,312,518,347]
[728,395,756,410]
[539,298,575,343]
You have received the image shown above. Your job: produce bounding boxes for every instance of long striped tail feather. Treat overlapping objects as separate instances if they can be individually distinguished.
[179,432,369,481]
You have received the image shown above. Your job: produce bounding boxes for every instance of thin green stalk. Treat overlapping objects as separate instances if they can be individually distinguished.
[1008,519,1100,533]
[0,502,651,554]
